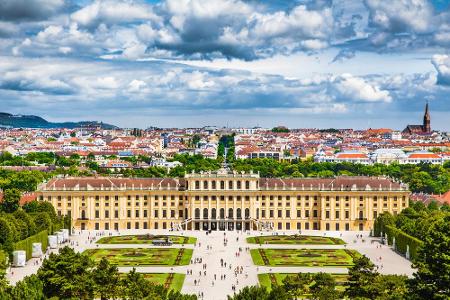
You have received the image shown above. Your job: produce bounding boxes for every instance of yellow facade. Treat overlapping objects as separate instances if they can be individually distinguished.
[36,170,410,232]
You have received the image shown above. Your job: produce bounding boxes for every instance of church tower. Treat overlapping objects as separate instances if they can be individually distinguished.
[423,102,431,133]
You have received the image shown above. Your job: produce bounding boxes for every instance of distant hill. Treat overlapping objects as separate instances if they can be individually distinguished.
[0,113,117,129]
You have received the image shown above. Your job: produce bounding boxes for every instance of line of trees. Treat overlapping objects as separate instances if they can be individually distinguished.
[228,256,409,300]
[3,151,450,194]
[0,200,63,258]
[0,247,197,300]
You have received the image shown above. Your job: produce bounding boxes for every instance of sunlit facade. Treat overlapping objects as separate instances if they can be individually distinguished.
[36,170,410,232]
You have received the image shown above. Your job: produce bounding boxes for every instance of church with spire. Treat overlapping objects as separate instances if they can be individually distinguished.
[403,102,431,135]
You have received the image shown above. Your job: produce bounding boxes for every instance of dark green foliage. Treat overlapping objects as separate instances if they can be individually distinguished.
[310,272,340,300]
[0,170,46,192]
[410,215,450,299]
[346,256,378,299]
[38,246,95,299]
[271,127,289,133]
[227,286,270,300]
[31,213,52,233]
[8,274,44,300]
[93,258,120,300]
[346,256,408,299]
[218,135,235,162]
[282,272,311,297]
[384,225,423,260]
[373,212,395,237]
[1,189,21,213]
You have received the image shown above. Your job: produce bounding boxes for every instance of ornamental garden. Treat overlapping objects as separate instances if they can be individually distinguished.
[97,234,197,245]
[84,247,193,266]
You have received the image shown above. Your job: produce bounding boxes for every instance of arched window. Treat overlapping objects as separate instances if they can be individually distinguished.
[245,208,250,219]
[195,208,200,219]
[203,181,208,189]
[359,211,364,219]
[237,208,242,219]
[228,181,233,189]
[203,208,208,219]
[211,208,216,219]
[228,208,233,218]
[81,210,86,219]
[256,208,259,219]
[220,208,225,219]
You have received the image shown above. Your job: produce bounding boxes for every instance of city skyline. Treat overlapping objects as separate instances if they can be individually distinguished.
[1,0,450,129]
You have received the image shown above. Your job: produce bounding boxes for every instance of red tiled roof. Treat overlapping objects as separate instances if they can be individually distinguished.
[408,153,440,159]
[0,192,37,206]
[259,176,403,190]
[42,177,179,190]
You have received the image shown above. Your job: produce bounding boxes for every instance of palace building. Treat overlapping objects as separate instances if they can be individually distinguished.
[36,170,410,232]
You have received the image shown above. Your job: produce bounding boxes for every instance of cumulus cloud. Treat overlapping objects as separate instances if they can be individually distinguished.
[432,54,450,85]
[4,0,339,61]
[331,73,392,102]
[71,0,159,28]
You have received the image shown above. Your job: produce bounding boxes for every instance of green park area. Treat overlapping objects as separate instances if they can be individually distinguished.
[119,273,186,292]
[97,234,197,245]
[258,273,348,292]
[84,248,193,266]
[247,235,345,245]
[250,248,360,267]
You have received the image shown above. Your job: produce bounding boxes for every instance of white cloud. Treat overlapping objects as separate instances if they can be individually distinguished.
[128,79,147,92]
[332,73,392,102]
[432,54,450,85]
[71,0,158,28]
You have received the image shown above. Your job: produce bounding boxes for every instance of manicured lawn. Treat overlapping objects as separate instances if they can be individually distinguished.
[247,235,345,245]
[97,234,197,245]
[121,273,185,292]
[84,248,193,266]
[250,248,360,267]
[258,273,348,292]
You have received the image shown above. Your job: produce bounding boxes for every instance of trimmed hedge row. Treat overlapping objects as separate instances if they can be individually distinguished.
[14,230,48,260]
[384,225,423,261]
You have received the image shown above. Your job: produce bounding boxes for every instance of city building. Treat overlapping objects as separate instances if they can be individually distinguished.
[36,171,410,232]
[403,102,431,135]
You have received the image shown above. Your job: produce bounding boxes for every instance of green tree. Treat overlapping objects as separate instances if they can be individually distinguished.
[120,268,165,300]
[310,272,339,300]
[1,188,21,213]
[282,272,311,297]
[227,285,269,300]
[37,246,95,299]
[410,215,450,299]
[8,274,44,300]
[345,256,378,299]
[371,274,408,300]
[13,209,36,237]
[32,213,52,233]
[93,257,120,300]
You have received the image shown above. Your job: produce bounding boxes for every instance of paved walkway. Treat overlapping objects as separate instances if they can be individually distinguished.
[6,229,415,299]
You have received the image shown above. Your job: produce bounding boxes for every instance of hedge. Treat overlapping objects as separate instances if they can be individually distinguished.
[14,230,49,260]
[384,225,424,261]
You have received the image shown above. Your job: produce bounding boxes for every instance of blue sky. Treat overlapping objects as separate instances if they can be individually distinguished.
[1,0,450,130]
